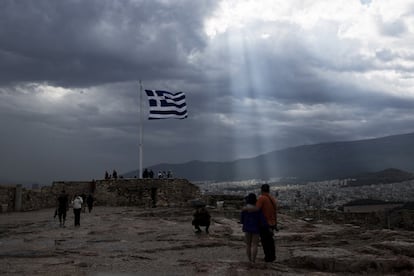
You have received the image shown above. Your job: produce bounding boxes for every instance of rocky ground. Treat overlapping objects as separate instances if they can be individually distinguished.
[0,206,413,275]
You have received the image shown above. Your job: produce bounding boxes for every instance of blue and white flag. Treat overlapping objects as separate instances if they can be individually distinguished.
[145,90,188,120]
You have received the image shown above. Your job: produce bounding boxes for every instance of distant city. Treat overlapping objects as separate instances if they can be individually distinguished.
[194,178,414,210]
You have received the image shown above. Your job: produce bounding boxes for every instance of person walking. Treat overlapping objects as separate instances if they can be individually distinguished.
[81,193,87,213]
[86,194,94,213]
[56,190,69,227]
[72,195,83,227]
[240,193,267,263]
[112,169,118,179]
[256,184,277,262]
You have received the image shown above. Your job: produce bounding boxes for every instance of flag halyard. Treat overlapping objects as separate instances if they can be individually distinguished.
[145,90,188,119]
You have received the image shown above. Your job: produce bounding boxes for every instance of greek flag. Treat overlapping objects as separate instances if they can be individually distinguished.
[145,90,188,120]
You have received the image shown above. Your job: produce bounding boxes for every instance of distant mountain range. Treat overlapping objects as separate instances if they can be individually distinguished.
[123,132,414,182]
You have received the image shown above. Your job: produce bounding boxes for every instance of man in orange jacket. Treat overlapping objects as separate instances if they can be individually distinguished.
[256,184,277,262]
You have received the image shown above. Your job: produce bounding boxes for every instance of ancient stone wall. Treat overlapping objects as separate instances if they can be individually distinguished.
[1,179,201,212]
[0,185,15,212]
[91,178,201,207]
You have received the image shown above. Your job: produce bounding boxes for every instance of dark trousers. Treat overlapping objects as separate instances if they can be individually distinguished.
[58,208,67,224]
[192,219,210,233]
[260,226,275,262]
[73,208,81,226]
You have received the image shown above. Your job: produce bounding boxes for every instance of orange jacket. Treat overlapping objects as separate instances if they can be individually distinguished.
[256,193,277,226]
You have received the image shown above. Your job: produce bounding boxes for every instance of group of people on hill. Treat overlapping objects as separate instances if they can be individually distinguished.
[55,190,95,227]
[158,170,173,178]
[142,168,154,178]
[103,168,174,180]
[104,170,118,180]
[191,184,277,264]
[142,168,173,179]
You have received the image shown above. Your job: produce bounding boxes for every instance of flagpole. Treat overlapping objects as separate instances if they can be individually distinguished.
[139,80,143,179]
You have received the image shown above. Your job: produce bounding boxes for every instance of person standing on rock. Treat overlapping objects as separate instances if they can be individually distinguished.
[240,193,267,263]
[112,169,118,179]
[57,190,69,227]
[86,194,94,213]
[257,184,277,262]
[72,194,83,227]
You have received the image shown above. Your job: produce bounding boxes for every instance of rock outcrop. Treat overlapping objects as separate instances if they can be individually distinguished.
[0,207,413,275]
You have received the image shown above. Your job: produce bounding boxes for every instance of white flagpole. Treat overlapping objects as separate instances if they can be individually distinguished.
[139,80,143,179]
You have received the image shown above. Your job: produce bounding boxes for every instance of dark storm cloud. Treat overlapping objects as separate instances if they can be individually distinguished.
[1,0,414,184]
[0,82,142,136]
[190,21,414,115]
[0,82,145,183]
[0,0,216,86]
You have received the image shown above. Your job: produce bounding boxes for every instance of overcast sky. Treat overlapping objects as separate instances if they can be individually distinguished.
[1,0,414,184]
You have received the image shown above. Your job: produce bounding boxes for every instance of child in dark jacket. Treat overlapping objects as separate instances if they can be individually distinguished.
[240,193,267,263]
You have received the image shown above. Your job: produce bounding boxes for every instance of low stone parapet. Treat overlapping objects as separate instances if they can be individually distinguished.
[1,178,201,211]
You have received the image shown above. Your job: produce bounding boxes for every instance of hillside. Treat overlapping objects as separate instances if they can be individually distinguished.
[124,132,414,182]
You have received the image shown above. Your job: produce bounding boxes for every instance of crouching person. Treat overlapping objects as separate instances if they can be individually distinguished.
[192,206,211,234]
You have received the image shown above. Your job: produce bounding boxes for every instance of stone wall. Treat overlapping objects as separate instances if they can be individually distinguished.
[0,185,15,212]
[90,178,201,207]
[1,178,201,211]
